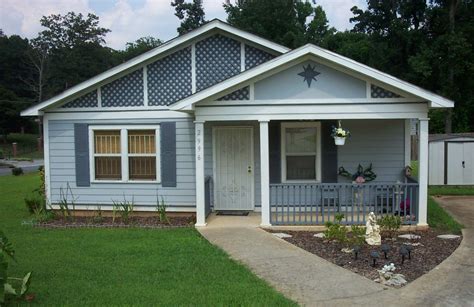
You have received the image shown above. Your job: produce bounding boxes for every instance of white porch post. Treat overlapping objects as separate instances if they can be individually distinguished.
[259,120,271,226]
[417,118,429,226]
[194,120,206,227]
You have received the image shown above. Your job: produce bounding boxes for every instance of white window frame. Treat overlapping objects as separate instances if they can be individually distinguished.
[89,125,161,183]
[281,122,321,183]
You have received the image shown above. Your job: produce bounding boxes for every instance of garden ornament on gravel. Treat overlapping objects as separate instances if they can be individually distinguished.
[353,245,361,260]
[365,212,381,245]
[381,244,391,259]
[400,246,409,264]
[370,250,380,267]
[404,244,413,259]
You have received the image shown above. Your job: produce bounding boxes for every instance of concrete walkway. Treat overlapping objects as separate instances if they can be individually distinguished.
[199,198,474,306]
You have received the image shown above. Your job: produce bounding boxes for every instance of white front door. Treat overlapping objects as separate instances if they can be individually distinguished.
[213,127,254,210]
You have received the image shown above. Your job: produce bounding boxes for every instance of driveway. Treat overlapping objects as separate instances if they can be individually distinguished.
[199,197,474,306]
[0,159,43,176]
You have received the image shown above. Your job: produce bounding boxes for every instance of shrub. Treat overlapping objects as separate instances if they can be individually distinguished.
[349,225,366,246]
[0,149,4,159]
[112,197,135,224]
[324,213,348,245]
[58,183,76,221]
[156,196,169,224]
[24,193,44,214]
[92,205,104,224]
[11,167,23,176]
[0,230,33,304]
[378,215,402,238]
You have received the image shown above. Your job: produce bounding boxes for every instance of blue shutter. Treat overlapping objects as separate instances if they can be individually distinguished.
[269,121,281,184]
[160,122,177,187]
[321,121,338,183]
[74,123,90,187]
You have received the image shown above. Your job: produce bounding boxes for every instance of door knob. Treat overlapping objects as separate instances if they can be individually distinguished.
[248,166,252,173]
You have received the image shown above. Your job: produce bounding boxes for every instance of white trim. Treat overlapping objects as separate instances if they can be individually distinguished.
[48,204,197,212]
[191,43,196,93]
[195,121,206,226]
[259,120,270,226]
[171,44,454,111]
[43,115,52,206]
[249,83,255,100]
[21,19,289,116]
[88,125,161,184]
[212,126,255,211]
[418,118,429,225]
[97,87,102,108]
[143,66,148,107]
[366,82,371,99]
[280,122,322,183]
[44,110,192,120]
[404,119,411,166]
[204,98,424,106]
[241,42,245,72]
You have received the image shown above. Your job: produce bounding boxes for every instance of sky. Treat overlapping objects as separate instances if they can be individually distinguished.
[0,0,367,50]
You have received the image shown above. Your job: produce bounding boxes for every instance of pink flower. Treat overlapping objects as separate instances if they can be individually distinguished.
[355,176,366,184]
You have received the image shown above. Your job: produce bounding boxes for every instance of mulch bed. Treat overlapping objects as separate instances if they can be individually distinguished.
[35,216,195,229]
[267,229,461,285]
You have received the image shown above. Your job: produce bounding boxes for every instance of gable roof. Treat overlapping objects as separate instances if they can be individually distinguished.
[21,19,290,116]
[171,44,454,110]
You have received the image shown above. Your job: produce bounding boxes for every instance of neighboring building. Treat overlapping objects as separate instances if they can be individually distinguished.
[22,20,454,227]
[429,133,474,185]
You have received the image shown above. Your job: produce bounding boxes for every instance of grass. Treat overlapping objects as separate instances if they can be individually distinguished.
[429,186,474,196]
[427,197,463,234]
[1,173,295,306]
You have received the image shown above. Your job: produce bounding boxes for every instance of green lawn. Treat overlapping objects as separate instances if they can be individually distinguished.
[427,197,463,234]
[1,173,295,306]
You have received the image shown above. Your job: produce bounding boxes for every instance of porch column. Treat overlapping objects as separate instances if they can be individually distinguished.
[417,118,429,225]
[259,120,271,226]
[195,120,206,227]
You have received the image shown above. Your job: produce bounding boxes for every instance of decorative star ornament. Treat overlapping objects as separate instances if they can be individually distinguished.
[298,64,320,87]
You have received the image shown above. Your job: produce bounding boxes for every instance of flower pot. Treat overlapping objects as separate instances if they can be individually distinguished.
[334,136,346,145]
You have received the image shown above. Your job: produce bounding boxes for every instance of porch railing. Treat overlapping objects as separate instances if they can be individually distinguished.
[269,182,419,225]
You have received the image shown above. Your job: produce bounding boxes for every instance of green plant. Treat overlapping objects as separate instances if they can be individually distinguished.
[324,213,348,245]
[0,230,33,304]
[349,225,366,246]
[377,215,402,238]
[24,192,44,214]
[92,205,104,224]
[156,196,169,224]
[32,206,54,223]
[58,183,77,221]
[11,167,23,176]
[112,197,135,224]
[0,149,4,159]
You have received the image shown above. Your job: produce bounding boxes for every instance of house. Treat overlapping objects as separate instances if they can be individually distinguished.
[429,133,474,185]
[22,19,454,227]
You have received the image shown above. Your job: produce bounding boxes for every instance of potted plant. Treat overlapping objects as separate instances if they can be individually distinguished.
[331,121,350,145]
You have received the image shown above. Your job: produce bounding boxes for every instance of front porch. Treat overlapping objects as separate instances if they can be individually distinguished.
[195,118,428,227]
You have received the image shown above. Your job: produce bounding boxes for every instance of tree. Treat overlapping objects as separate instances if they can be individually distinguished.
[121,37,163,61]
[171,0,206,35]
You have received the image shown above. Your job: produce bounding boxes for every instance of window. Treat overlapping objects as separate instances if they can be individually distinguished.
[90,126,160,182]
[281,122,321,182]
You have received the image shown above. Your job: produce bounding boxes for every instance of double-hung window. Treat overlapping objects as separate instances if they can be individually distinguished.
[90,126,161,182]
[281,122,321,182]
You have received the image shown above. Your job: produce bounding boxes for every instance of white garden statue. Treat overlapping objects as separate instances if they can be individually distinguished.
[365,212,381,245]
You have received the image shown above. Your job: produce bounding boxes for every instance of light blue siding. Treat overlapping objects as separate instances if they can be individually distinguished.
[48,118,196,207]
[254,60,367,100]
[337,120,405,183]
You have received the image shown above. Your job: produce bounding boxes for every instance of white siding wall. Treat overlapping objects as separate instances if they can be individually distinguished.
[48,118,195,209]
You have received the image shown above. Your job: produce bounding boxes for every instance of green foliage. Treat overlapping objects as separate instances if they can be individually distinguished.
[112,197,135,224]
[0,231,32,304]
[324,213,348,245]
[11,167,23,176]
[428,197,463,234]
[92,205,103,224]
[121,37,162,61]
[349,225,366,246]
[58,183,76,221]
[24,192,44,214]
[156,196,169,224]
[338,163,376,182]
[172,0,206,35]
[377,215,402,237]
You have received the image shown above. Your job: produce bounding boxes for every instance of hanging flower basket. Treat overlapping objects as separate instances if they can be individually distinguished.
[331,120,350,146]
[334,137,346,145]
